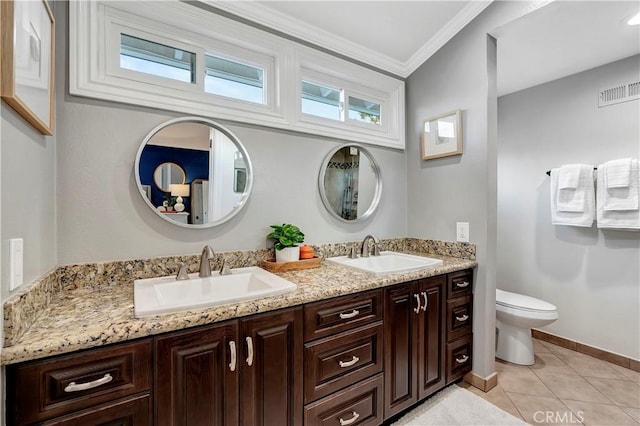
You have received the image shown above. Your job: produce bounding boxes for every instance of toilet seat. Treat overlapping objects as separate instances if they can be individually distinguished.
[496,289,557,313]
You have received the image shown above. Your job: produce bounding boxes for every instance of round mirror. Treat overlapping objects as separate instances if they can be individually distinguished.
[318,144,382,222]
[135,117,253,228]
[153,162,186,192]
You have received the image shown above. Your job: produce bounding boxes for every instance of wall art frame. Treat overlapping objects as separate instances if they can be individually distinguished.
[1,0,55,135]
[421,109,462,160]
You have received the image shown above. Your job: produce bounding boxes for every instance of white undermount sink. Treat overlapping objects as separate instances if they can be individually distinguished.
[134,266,297,317]
[326,251,443,276]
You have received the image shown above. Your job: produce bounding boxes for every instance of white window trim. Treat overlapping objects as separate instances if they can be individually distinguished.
[70,1,405,149]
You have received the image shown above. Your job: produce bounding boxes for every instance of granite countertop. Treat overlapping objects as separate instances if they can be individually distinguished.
[1,252,476,365]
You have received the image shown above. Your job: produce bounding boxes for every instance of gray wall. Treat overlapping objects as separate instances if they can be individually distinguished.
[406,1,537,379]
[497,55,640,359]
[54,4,407,265]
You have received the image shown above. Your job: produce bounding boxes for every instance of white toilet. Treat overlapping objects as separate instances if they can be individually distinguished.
[495,289,559,365]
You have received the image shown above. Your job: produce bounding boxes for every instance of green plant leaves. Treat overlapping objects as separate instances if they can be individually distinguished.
[267,223,305,250]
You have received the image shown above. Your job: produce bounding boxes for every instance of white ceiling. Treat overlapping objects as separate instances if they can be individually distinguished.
[209,1,640,93]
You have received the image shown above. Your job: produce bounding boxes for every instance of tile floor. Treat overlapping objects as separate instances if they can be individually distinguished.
[460,338,640,425]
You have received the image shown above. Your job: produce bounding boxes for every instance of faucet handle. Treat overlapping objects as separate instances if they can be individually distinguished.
[176,263,190,281]
[373,244,381,256]
[348,246,358,259]
[219,258,231,275]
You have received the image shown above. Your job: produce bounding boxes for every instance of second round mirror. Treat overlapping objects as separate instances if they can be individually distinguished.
[319,144,381,222]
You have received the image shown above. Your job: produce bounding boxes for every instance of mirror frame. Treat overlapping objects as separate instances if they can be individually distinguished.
[134,116,253,229]
[152,161,186,192]
[318,143,382,223]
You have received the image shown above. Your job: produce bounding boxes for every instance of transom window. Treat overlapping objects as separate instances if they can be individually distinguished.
[301,81,343,121]
[348,96,381,125]
[205,55,265,104]
[120,34,195,83]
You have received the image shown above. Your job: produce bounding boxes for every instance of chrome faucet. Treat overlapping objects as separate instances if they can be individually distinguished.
[199,245,215,277]
[360,234,381,257]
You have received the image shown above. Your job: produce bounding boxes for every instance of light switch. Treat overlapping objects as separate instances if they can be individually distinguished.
[9,238,24,290]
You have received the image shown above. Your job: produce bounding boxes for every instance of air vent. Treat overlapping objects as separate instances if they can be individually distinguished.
[598,81,640,107]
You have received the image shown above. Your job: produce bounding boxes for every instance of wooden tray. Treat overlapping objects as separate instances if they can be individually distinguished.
[260,256,321,273]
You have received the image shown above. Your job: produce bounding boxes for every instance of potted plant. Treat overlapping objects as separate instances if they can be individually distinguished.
[267,223,305,262]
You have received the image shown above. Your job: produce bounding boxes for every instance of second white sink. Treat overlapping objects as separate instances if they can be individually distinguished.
[134,266,297,317]
[326,251,443,276]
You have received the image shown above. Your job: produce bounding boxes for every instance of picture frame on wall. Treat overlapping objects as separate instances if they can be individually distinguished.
[421,110,462,160]
[1,0,55,135]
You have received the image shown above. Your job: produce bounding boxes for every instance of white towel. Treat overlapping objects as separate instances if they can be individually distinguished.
[596,165,639,230]
[558,164,582,189]
[555,164,593,213]
[550,165,595,227]
[603,159,639,211]
[605,158,632,188]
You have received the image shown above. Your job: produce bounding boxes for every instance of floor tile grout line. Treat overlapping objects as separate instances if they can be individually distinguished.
[500,386,530,423]
[529,366,616,406]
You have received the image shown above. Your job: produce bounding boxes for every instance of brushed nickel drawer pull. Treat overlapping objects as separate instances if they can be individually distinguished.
[339,309,360,320]
[229,341,237,372]
[339,411,360,426]
[338,355,360,368]
[413,294,421,314]
[455,314,469,322]
[64,373,113,392]
[421,291,428,311]
[455,355,469,364]
[246,336,254,367]
[456,281,470,288]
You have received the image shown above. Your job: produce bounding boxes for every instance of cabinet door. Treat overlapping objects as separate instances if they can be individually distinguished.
[417,276,446,399]
[155,322,239,426]
[383,283,418,419]
[240,308,303,426]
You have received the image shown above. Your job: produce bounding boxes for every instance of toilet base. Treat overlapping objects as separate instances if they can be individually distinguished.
[496,320,535,365]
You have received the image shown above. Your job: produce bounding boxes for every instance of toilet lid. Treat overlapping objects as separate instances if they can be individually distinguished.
[496,289,557,312]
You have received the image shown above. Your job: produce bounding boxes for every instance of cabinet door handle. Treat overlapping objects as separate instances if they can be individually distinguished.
[339,309,360,319]
[229,341,237,372]
[456,281,470,288]
[246,336,254,366]
[338,355,360,368]
[421,291,428,311]
[456,314,469,322]
[64,373,113,393]
[413,294,421,313]
[455,355,469,364]
[339,411,360,426]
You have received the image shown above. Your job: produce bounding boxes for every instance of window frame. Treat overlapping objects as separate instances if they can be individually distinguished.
[70,1,405,149]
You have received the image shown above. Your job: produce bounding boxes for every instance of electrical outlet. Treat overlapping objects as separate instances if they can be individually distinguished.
[456,222,469,243]
[9,238,24,290]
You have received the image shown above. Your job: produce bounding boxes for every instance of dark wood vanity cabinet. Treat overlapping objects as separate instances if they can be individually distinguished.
[156,307,303,426]
[303,289,385,426]
[383,276,445,419]
[6,268,474,426]
[445,270,473,382]
[7,339,153,425]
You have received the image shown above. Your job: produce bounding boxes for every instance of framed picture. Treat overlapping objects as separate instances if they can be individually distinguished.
[421,110,462,160]
[1,0,55,135]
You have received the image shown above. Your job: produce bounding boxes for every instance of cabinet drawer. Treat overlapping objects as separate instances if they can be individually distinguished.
[447,295,472,341]
[304,290,383,341]
[304,374,384,426]
[304,322,383,403]
[447,270,472,299]
[41,394,151,425]
[446,335,473,383]
[8,339,152,425]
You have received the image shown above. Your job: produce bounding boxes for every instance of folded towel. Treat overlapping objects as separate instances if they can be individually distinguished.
[550,166,595,227]
[556,164,594,213]
[558,164,582,189]
[597,165,640,230]
[603,159,639,211]
[605,158,632,188]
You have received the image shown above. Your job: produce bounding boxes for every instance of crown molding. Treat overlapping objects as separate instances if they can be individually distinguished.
[404,1,493,76]
[204,1,493,78]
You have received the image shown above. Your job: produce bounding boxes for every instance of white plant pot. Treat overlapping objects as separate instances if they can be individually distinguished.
[275,246,300,262]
